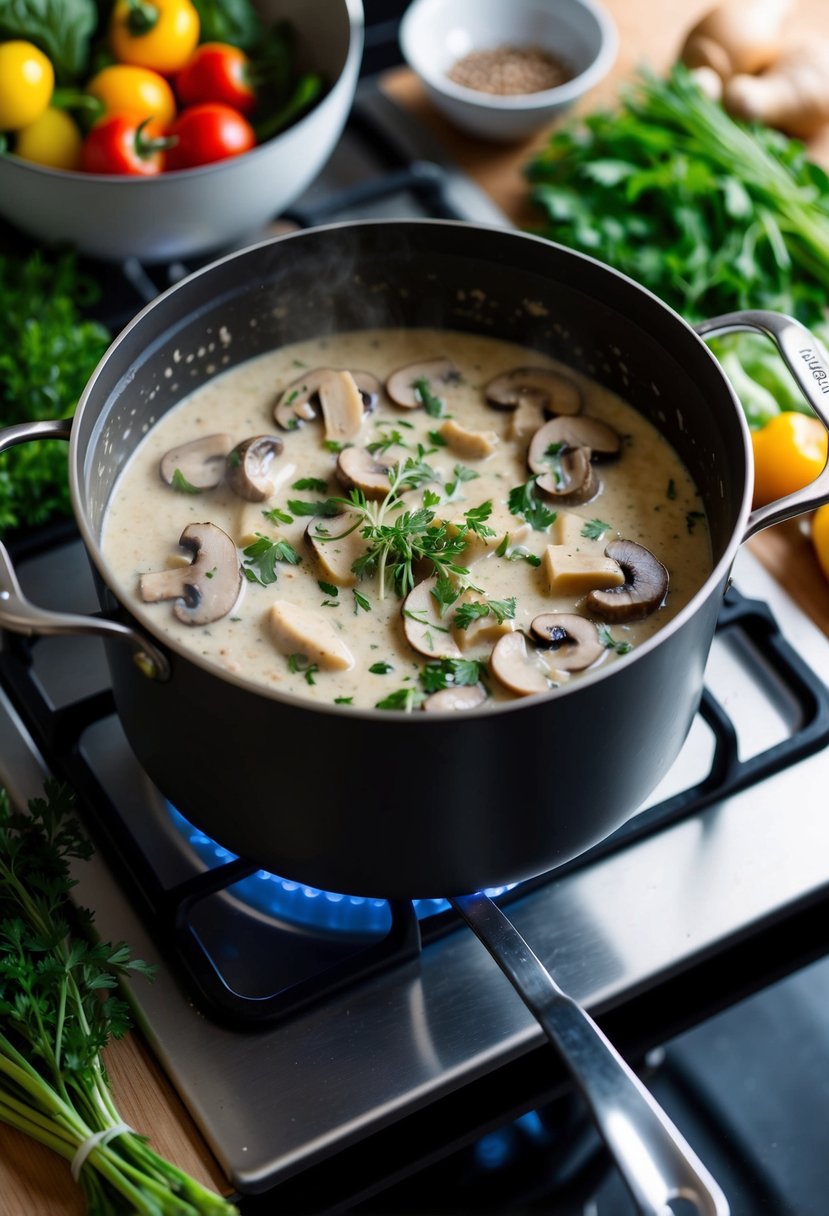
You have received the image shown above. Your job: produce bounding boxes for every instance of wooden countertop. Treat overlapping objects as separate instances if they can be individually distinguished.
[4,1,829,1210]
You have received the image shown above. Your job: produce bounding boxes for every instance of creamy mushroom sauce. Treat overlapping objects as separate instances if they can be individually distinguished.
[102,328,712,709]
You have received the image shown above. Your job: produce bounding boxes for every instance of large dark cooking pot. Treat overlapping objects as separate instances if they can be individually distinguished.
[5,220,829,1215]
[2,220,829,900]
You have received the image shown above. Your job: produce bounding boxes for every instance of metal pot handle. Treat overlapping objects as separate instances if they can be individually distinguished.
[695,309,829,542]
[452,893,729,1216]
[0,419,170,681]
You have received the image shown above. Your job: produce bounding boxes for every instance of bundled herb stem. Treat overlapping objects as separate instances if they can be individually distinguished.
[0,782,237,1215]
[527,64,829,427]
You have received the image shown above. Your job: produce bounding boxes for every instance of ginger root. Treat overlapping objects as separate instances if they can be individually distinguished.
[680,0,792,82]
[724,41,829,137]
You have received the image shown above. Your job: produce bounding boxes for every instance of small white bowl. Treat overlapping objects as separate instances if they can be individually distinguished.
[399,0,618,142]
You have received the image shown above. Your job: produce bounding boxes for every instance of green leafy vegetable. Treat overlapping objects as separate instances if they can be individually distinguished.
[292,477,328,493]
[190,0,262,48]
[262,506,293,525]
[598,625,633,655]
[287,653,318,684]
[0,782,236,1214]
[526,65,829,427]
[0,251,110,535]
[369,661,393,674]
[0,0,97,83]
[286,497,343,517]
[412,377,445,418]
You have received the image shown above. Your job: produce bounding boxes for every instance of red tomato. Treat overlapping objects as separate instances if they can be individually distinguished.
[81,113,169,175]
[175,42,256,114]
[165,102,255,170]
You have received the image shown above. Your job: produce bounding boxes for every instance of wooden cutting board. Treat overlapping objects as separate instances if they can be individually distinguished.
[3,2,829,1210]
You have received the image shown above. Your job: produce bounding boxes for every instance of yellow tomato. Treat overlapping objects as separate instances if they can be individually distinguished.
[109,0,200,74]
[13,107,83,170]
[750,412,828,508]
[812,504,829,582]
[86,64,177,125]
[0,41,54,131]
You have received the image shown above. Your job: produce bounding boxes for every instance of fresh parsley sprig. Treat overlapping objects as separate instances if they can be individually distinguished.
[242,533,301,585]
[508,478,558,531]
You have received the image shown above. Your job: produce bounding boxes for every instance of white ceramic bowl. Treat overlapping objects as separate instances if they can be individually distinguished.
[399,0,617,142]
[0,0,364,263]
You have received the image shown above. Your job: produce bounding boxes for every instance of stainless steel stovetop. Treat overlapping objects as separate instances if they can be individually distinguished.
[3,79,829,1208]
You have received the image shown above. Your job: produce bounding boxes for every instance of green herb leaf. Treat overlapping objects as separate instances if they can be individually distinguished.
[419,657,487,693]
[287,497,343,517]
[508,478,557,531]
[453,601,490,631]
[243,533,300,585]
[412,377,445,417]
[293,477,328,492]
[581,518,612,540]
[318,580,339,597]
[369,661,394,674]
[263,506,293,525]
[334,695,353,704]
[353,589,371,613]
[287,652,319,683]
[597,624,633,655]
[376,687,427,711]
[170,468,202,494]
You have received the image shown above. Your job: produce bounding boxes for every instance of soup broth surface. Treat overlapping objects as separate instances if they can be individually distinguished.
[102,328,712,709]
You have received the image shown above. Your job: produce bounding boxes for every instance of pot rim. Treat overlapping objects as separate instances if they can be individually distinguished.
[70,218,752,718]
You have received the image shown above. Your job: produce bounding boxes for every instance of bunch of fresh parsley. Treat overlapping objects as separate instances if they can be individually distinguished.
[0,251,110,535]
[0,782,236,1214]
[526,65,829,428]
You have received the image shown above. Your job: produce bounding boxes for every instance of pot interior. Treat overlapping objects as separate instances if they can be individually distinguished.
[75,221,749,570]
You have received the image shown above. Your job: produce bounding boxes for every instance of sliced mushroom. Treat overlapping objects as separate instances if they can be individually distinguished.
[335,446,394,499]
[401,578,462,659]
[485,368,582,416]
[159,433,233,490]
[318,370,366,443]
[226,435,284,502]
[385,358,458,409]
[531,415,621,460]
[586,539,669,622]
[273,368,380,430]
[530,613,604,672]
[536,447,599,506]
[139,522,241,625]
[439,418,499,460]
[274,368,335,428]
[543,545,625,595]
[423,683,487,712]
[304,510,365,587]
[268,600,354,670]
[489,632,550,697]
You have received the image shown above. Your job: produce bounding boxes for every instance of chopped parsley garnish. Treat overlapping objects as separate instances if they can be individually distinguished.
[419,657,487,693]
[325,440,346,453]
[444,463,480,500]
[686,510,705,534]
[431,576,462,616]
[544,442,566,489]
[170,468,201,494]
[598,625,633,655]
[422,488,442,508]
[334,696,353,704]
[287,653,319,684]
[412,377,445,417]
[581,518,612,541]
[283,388,299,406]
[504,545,542,567]
[262,506,293,525]
[353,589,371,613]
[242,533,301,585]
[463,501,495,538]
[508,477,557,531]
[454,596,516,631]
[293,477,328,492]
[495,533,510,557]
[428,428,448,446]
[376,687,427,712]
[369,661,394,674]
[226,450,241,469]
[318,580,338,597]
[287,497,343,517]
[367,429,409,455]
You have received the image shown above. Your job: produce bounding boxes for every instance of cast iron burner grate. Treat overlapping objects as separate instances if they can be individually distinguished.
[2,545,828,1029]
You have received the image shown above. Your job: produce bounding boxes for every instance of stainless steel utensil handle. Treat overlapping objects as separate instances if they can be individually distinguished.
[451,893,729,1216]
[0,419,169,680]
[696,309,829,541]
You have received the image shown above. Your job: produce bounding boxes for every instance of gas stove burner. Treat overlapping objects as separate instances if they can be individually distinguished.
[167,803,515,934]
